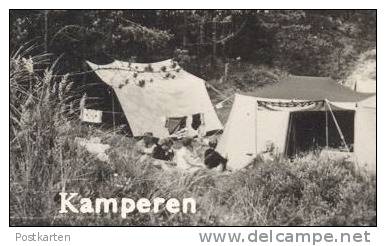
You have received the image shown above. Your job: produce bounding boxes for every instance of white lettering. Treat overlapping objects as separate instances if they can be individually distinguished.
[59,193,79,213]
[121,198,136,218]
[79,198,94,213]
[95,198,118,213]
[153,197,165,213]
[165,198,180,213]
[137,198,151,213]
[182,198,196,213]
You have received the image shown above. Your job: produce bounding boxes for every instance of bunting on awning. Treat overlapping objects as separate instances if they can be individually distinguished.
[257,99,325,111]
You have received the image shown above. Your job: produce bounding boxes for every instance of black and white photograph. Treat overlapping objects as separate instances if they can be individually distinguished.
[9,9,376,227]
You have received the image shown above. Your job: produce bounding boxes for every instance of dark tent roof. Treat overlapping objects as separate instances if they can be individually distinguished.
[244,75,374,102]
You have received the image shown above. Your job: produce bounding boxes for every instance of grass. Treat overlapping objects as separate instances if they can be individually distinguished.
[9,48,376,226]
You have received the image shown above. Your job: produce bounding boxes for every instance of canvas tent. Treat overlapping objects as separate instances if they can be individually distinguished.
[217,75,375,171]
[87,59,223,138]
[355,95,376,172]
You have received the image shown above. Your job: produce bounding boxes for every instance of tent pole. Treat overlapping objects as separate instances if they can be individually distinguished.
[325,99,350,152]
[112,89,115,135]
[325,100,329,149]
[255,100,258,157]
[285,112,293,157]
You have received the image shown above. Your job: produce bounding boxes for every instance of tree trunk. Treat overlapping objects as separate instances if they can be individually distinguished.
[212,20,217,67]
[182,14,187,49]
[44,10,48,52]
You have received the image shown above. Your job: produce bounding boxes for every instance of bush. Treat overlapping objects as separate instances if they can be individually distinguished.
[227,63,287,90]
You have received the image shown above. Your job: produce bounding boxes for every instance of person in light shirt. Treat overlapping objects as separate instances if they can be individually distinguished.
[174,137,204,171]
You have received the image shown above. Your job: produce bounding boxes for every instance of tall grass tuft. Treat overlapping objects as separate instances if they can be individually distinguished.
[10,45,99,225]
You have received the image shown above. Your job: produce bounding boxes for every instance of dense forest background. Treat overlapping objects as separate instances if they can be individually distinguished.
[10,10,376,81]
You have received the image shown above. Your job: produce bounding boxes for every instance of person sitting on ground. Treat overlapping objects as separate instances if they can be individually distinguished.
[174,137,204,171]
[153,138,174,161]
[204,139,227,171]
[134,132,156,162]
[260,141,277,162]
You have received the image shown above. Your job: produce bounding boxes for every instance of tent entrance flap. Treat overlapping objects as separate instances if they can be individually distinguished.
[165,116,187,134]
[286,111,354,157]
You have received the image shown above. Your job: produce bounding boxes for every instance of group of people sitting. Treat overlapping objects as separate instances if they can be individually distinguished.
[134,132,227,172]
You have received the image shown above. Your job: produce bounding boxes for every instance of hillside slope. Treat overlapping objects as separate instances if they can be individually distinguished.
[344,49,376,93]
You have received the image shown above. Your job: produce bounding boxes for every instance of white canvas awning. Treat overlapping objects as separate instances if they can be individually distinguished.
[87,59,223,138]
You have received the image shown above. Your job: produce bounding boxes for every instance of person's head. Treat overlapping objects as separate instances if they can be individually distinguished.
[143,132,154,146]
[208,138,218,149]
[182,137,193,148]
[161,145,169,151]
[159,138,172,150]
[265,141,275,153]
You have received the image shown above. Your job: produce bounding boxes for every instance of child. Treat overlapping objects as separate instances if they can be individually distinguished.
[134,132,156,162]
[153,138,174,161]
[204,139,227,171]
[175,137,204,171]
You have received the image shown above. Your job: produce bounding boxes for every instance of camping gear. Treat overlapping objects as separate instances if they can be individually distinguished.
[217,75,376,172]
[75,137,110,162]
[80,108,103,123]
[87,59,223,138]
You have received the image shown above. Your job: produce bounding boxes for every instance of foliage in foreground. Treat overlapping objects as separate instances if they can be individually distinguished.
[10,125,376,226]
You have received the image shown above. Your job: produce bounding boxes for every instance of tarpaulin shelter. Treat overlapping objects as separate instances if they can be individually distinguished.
[87,59,223,138]
[216,75,375,171]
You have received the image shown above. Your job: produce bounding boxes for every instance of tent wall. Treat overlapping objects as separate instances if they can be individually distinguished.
[355,107,376,172]
[87,60,223,138]
[358,95,376,109]
[112,77,222,138]
[217,94,290,170]
[216,94,257,170]
[256,110,290,153]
